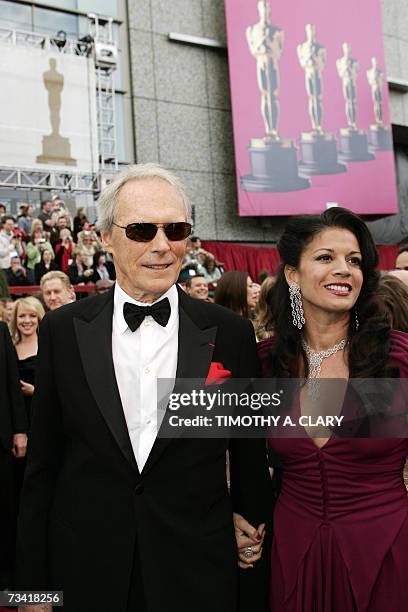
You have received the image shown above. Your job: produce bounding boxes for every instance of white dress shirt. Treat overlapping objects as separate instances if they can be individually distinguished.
[112,283,179,470]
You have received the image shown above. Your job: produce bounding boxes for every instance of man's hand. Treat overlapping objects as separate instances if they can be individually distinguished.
[233,512,265,569]
[18,606,52,612]
[12,432,27,458]
[21,379,35,396]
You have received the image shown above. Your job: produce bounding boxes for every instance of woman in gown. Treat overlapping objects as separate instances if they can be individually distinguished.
[236,207,408,611]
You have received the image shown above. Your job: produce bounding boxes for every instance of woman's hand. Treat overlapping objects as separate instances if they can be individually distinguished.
[233,512,265,569]
[20,379,34,396]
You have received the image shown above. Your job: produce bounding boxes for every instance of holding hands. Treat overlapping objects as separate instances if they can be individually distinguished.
[233,513,265,569]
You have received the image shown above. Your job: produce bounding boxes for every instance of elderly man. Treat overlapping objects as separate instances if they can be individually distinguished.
[40,270,75,311]
[17,163,271,612]
[185,274,209,300]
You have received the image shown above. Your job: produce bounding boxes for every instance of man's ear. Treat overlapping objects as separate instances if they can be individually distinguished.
[284,265,298,287]
[101,231,113,255]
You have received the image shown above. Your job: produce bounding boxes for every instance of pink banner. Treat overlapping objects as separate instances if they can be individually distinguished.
[225,0,398,216]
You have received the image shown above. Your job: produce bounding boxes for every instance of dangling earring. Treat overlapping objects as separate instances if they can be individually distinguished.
[289,282,305,329]
[354,308,359,331]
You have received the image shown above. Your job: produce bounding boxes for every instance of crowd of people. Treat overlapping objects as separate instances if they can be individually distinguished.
[1,164,408,612]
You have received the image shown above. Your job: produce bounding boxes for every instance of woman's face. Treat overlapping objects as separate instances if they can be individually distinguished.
[98,254,106,266]
[17,305,39,338]
[286,227,363,320]
[247,276,258,310]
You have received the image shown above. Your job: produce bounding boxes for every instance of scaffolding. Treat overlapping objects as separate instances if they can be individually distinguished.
[0,15,119,194]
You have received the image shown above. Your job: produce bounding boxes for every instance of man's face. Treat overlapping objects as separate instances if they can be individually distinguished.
[10,257,21,272]
[42,279,73,310]
[102,178,187,303]
[2,300,13,323]
[192,239,201,250]
[187,277,208,300]
[3,219,14,233]
[42,201,52,213]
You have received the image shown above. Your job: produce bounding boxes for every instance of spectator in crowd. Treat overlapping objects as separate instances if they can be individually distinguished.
[190,236,208,265]
[0,321,27,590]
[34,249,58,285]
[77,229,102,267]
[10,297,45,424]
[94,278,114,295]
[389,268,408,287]
[68,252,94,285]
[73,207,88,241]
[0,297,14,323]
[201,253,222,284]
[253,276,276,341]
[37,200,55,230]
[17,204,34,236]
[5,256,29,287]
[185,274,209,300]
[214,271,258,319]
[0,202,6,217]
[50,214,71,246]
[30,218,44,236]
[0,216,24,272]
[91,250,115,283]
[375,274,408,332]
[40,270,75,311]
[54,228,74,273]
[395,247,408,271]
[26,229,54,284]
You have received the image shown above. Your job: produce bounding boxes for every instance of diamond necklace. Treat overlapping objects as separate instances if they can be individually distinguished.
[301,336,348,379]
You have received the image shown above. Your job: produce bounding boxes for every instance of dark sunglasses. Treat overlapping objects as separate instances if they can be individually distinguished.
[112,221,192,242]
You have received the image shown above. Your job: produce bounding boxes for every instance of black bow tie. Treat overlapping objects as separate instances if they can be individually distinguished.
[123,298,171,332]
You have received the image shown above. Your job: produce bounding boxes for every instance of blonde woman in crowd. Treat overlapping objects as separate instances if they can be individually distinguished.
[10,297,45,424]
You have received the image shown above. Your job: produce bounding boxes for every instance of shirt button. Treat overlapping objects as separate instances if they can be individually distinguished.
[134,484,144,495]
[144,367,151,374]
[144,320,151,327]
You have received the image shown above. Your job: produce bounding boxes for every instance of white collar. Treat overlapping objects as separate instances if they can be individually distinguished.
[114,282,178,335]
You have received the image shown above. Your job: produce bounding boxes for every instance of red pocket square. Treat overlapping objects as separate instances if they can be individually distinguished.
[205,362,232,385]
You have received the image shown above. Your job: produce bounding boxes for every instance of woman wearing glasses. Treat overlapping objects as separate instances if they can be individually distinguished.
[236,208,408,611]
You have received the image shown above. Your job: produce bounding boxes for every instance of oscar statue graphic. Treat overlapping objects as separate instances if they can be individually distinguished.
[36,58,76,166]
[336,43,374,162]
[241,1,310,192]
[367,57,393,151]
[297,24,346,175]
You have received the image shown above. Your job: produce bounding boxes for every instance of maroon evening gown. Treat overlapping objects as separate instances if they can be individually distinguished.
[258,331,408,612]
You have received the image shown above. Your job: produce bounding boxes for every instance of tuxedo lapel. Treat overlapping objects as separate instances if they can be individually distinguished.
[142,290,217,475]
[74,292,139,474]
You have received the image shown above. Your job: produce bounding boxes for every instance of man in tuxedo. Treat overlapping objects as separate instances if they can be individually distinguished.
[17,164,271,612]
[0,321,27,589]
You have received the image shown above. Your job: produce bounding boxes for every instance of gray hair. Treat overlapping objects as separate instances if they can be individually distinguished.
[96,163,192,234]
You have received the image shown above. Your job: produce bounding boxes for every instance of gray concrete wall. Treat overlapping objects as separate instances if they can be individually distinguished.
[127,0,408,244]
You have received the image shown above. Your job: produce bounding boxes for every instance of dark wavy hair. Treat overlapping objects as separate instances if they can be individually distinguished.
[267,207,395,378]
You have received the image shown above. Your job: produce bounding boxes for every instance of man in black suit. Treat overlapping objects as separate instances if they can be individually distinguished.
[17,164,271,612]
[0,321,27,589]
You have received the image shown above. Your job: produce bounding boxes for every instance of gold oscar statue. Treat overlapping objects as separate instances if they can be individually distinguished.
[367,57,393,151]
[336,43,374,161]
[37,58,76,166]
[241,1,310,192]
[297,25,346,175]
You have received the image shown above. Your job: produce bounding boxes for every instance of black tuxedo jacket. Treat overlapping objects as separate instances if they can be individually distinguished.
[0,322,27,450]
[17,287,271,612]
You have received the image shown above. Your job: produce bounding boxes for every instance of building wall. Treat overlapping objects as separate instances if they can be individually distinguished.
[128,0,408,244]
